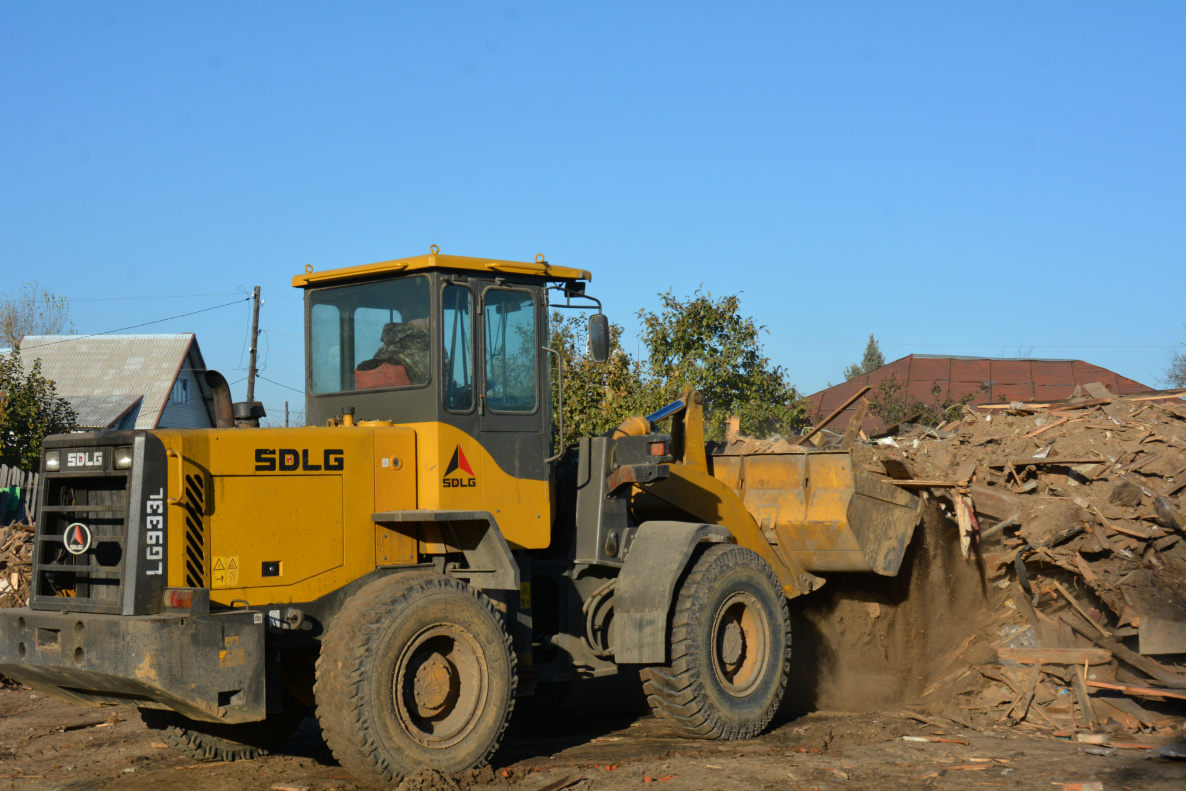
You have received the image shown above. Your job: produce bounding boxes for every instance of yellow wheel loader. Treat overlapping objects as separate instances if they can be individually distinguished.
[0,250,920,783]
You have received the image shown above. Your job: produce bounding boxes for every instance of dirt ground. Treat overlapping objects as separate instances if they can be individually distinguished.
[3,506,1184,791]
[1,677,1183,791]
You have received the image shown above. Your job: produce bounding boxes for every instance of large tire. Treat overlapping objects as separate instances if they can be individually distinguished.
[315,572,516,783]
[138,706,305,761]
[640,544,790,739]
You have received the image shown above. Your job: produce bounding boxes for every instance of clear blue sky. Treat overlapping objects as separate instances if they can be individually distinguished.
[3,2,1183,423]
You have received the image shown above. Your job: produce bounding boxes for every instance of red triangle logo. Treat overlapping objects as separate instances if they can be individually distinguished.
[444,445,475,478]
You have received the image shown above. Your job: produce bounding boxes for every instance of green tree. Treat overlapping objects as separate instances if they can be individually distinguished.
[637,290,807,441]
[843,333,885,381]
[0,346,77,470]
[0,281,74,349]
[549,313,655,443]
[1165,326,1186,388]
[865,373,982,428]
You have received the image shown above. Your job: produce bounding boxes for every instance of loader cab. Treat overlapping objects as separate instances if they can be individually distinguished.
[295,251,598,485]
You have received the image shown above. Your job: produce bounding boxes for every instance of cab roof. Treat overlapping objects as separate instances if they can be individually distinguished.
[292,249,591,288]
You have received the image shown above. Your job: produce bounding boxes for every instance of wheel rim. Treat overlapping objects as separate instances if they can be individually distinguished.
[393,623,488,748]
[710,591,770,696]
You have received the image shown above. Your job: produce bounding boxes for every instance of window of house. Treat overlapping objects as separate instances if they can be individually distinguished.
[172,378,190,405]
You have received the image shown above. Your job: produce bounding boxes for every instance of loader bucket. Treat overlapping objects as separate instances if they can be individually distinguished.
[711,449,920,576]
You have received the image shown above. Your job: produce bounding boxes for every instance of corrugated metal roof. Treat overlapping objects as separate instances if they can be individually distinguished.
[63,394,143,429]
[18,334,201,429]
[806,354,1154,435]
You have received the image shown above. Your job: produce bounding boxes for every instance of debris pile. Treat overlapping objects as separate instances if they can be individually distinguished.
[853,385,1186,741]
[0,521,33,610]
[1,521,33,687]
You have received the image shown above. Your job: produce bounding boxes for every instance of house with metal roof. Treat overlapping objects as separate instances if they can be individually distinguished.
[14,334,217,430]
[805,354,1153,436]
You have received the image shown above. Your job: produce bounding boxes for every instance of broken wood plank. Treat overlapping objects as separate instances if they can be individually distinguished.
[1072,552,1097,583]
[1139,613,1186,656]
[1010,582,1043,646]
[1089,696,1146,730]
[1051,581,1111,638]
[885,479,959,488]
[997,648,1112,666]
[1120,389,1186,402]
[1006,667,1041,722]
[790,385,871,447]
[837,397,869,451]
[972,664,1022,694]
[1058,612,1186,689]
[1027,701,1060,729]
[1085,680,1186,701]
[897,709,984,732]
[1006,461,1023,490]
[1090,505,1164,540]
[988,457,1109,468]
[1072,663,1099,730]
[1024,417,1070,439]
[1126,451,1163,473]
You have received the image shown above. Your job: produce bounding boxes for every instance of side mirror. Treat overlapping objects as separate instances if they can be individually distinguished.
[588,313,610,363]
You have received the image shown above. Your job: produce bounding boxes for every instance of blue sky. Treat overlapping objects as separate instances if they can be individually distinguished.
[3,2,1183,422]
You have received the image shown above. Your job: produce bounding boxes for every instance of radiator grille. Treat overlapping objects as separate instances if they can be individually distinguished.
[32,469,130,614]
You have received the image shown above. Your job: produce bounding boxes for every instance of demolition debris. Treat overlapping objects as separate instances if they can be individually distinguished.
[848,384,1186,742]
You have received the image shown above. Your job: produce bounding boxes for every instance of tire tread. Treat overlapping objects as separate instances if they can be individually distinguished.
[640,544,790,740]
[314,572,516,783]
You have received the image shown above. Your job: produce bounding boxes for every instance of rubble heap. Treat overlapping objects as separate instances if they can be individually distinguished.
[854,387,1186,740]
[0,521,32,610]
[0,521,33,686]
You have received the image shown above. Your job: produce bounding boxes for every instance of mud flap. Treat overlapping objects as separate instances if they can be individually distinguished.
[613,521,732,664]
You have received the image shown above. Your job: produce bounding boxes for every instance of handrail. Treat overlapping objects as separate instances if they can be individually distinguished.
[544,346,563,462]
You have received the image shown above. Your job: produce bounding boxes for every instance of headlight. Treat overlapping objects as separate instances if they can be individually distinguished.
[114,446,134,469]
[45,451,60,471]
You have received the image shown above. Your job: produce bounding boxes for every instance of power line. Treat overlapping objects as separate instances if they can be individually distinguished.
[256,374,305,394]
[232,368,300,376]
[71,293,241,301]
[22,298,250,348]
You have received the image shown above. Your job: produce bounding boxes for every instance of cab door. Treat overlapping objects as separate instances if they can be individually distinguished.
[479,286,545,440]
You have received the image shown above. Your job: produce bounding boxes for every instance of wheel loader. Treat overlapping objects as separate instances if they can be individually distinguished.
[0,249,920,783]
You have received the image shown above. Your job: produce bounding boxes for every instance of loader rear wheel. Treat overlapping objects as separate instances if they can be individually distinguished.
[315,572,516,783]
[640,544,790,739]
[138,706,305,761]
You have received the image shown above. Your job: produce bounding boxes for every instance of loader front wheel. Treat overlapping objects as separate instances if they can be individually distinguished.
[315,572,516,783]
[640,544,790,739]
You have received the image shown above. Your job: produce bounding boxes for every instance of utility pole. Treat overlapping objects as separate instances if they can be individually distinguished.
[285,401,289,428]
[245,286,261,403]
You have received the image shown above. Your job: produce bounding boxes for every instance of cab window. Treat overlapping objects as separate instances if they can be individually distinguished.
[483,289,537,413]
[443,284,474,411]
[309,276,431,394]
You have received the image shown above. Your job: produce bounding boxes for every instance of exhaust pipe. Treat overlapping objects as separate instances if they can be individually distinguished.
[204,370,235,429]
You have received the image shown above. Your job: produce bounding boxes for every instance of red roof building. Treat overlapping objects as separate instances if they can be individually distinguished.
[805,354,1152,435]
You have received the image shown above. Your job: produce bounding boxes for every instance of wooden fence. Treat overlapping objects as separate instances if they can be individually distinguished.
[0,465,39,523]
